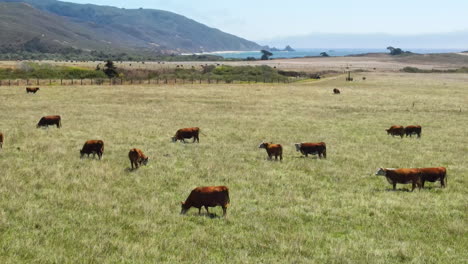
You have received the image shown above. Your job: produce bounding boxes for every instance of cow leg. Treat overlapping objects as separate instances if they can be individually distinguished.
[198,207,202,215]
[441,178,446,188]
[392,182,397,190]
[130,161,134,169]
[204,206,209,214]
[421,180,425,188]
[280,154,282,161]
[305,153,308,157]
[222,206,227,217]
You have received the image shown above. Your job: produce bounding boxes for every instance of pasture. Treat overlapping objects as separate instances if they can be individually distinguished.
[0,72,467,263]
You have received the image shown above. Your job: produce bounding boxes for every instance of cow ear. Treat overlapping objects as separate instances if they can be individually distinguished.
[180,201,184,205]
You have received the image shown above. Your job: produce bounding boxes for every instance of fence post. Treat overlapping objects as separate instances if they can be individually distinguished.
[60,79,63,85]
[26,79,29,85]
[8,80,11,86]
[81,79,83,85]
[37,79,39,85]
[121,78,123,85]
[50,79,52,85]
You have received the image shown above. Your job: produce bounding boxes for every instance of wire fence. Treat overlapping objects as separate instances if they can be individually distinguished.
[0,76,302,87]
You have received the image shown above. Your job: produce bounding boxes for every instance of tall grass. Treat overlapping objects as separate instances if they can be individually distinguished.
[0,72,466,263]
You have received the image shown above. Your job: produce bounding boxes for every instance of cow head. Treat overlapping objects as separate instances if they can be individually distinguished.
[294,143,302,152]
[375,168,387,176]
[79,149,84,158]
[171,136,177,142]
[142,157,149,166]
[180,202,189,214]
[258,142,268,149]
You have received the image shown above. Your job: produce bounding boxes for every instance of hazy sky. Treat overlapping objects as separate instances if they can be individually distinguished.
[67,0,468,41]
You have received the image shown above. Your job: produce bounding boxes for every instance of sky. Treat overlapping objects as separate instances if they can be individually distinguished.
[67,0,468,42]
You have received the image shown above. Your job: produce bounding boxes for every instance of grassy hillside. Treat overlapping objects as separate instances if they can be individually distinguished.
[0,73,466,263]
[0,0,261,53]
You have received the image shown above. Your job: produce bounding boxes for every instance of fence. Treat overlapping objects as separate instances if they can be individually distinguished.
[0,77,297,87]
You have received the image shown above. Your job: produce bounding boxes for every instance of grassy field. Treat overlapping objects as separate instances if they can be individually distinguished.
[0,72,467,263]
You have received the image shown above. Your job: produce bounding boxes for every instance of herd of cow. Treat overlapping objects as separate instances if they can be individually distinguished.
[0,87,449,217]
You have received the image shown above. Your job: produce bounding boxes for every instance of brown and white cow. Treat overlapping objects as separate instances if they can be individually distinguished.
[80,140,104,159]
[128,148,149,169]
[386,125,404,138]
[37,115,61,128]
[181,186,230,217]
[26,87,40,93]
[295,142,327,158]
[375,168,422,191]
[258,142,283,161]
[172,127,200,143]
[333,88,341,94]
[0,132,3,149]
[419,167,446,188]
[405,125,422,138]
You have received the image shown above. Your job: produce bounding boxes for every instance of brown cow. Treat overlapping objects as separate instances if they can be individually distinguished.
[181,186,230,217]
[386,125,404,138]
[419,167,447,188]
[172,127,200,143]
[258,142,283,161]
[295,142,326,158]
[333,88,340,94]
[0,132,3,149]
[26,87,40,93]
[80,140,104,159]
[405,125,422,138]
[375,168,422,191]
[37,115,61,128]
[128,148,149,169]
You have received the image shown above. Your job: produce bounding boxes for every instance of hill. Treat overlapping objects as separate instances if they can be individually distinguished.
[0,0,261,56]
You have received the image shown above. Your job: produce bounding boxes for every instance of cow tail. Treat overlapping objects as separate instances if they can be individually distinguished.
[444,170,447,187]
[225,189,231,207]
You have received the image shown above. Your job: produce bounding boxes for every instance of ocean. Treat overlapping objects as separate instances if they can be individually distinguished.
[199,48,465,59]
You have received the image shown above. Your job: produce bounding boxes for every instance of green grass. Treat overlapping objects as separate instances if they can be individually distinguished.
[0,72,467,263]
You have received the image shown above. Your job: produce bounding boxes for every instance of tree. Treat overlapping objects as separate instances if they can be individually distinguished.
[320,52,330,57]
[103,60,118,78]
[260,50,273,60]
[387,46,404,56]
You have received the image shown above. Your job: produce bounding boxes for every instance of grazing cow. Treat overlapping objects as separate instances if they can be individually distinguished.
[333,88,341,94]
[362,77,366,80]
[181,186,230,217]
[375,168,422,191]
[172,127,200,143]
[258,142,283,161]
[386,125,404,138]
[128,148,149,169]
[80,140,104,159]
[419,167,447,188]
[0,132,3,149]
[37,115,61,128]
[26,87,40,93]
[405,125,422,138]
[295,142,327,158]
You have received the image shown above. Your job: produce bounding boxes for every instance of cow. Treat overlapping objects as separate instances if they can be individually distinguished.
[80,140,104,159]
[37,115,61,128]
[333,88,340,94]
[405,125,422,138]
[180,186,230,217]
[0,132,3,149]
[128,148,149,169]
[386,125,404,138]
[295,142,326,158]
[26,87,40,93]
[419,167,447,188]
[172,127,200,143]
[375,168,422,191]
[258,142,283,161]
